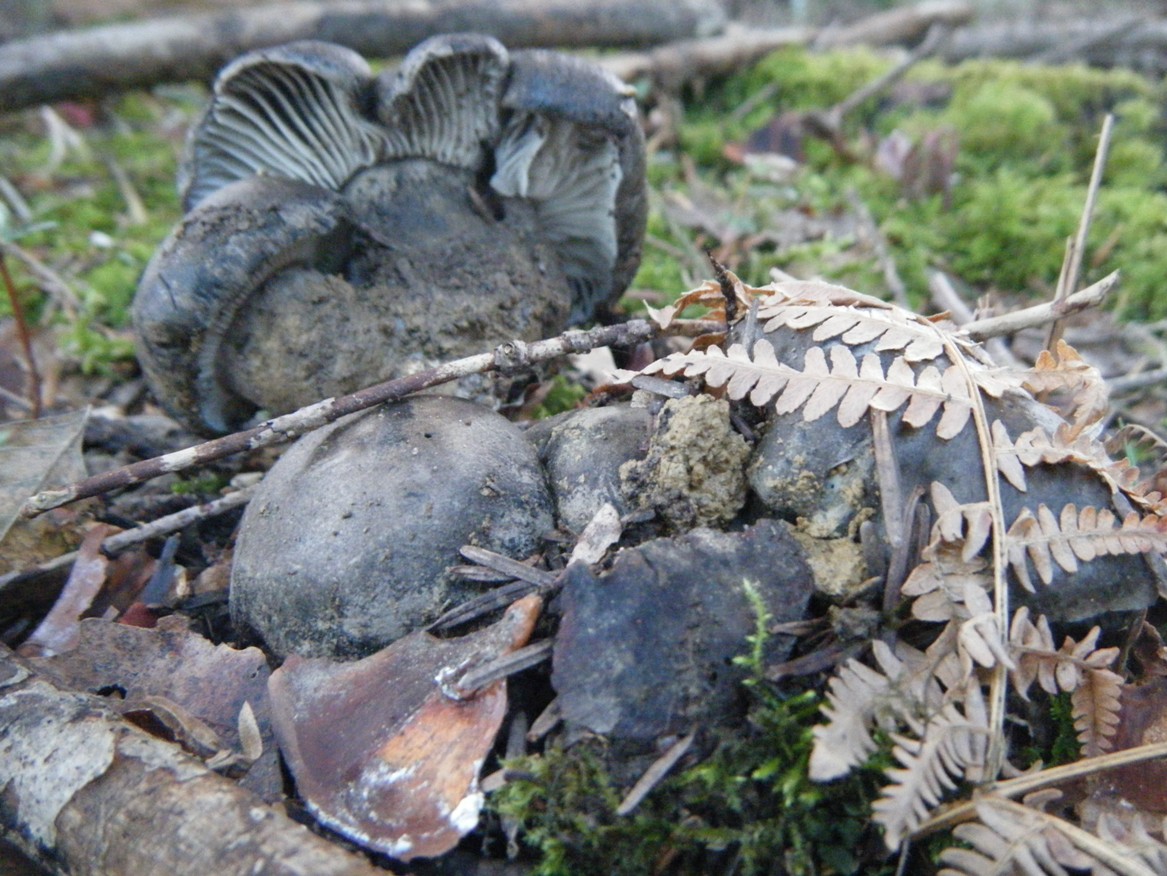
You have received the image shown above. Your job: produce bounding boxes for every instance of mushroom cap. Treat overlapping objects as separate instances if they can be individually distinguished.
[135,34,647,433]
[230,396,554,659]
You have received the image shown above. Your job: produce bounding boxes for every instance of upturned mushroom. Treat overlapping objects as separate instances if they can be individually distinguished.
[132,35,646,434]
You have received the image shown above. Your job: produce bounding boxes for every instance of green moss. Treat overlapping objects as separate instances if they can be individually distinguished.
[171,473,230,496]
[492,687,891,875]
[943,82,1063,168]
[532,375,588,419]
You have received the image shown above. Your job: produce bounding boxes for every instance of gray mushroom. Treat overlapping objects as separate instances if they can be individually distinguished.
[229,396,554,659]
[133,34,647,434]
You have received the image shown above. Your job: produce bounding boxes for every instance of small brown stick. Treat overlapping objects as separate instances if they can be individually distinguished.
[615,732,695,816]
[0,486,257,592]
[22,319,707,518]
[0,249,41,418]
[1044,113,1114,352]
[455,639,554,693]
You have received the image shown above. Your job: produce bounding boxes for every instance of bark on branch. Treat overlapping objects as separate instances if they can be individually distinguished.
[0,645,381,876]
[0,0,727,114]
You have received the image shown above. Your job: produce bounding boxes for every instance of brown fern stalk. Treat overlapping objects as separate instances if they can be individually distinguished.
[0,248,41,418]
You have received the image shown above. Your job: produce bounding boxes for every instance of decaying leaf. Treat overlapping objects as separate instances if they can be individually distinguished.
[1087,677,1167,815]
[30,616,280,800]
[268,595,542,862]
[0,408,89,571]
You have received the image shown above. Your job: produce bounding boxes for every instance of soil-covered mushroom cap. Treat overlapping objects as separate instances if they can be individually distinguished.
[527,404,652,534]
[230,396,554,658]
[132,34,647,435]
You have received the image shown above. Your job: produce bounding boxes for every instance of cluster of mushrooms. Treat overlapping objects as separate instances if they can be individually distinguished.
[131,30,1163,863]
[132,31,656,657]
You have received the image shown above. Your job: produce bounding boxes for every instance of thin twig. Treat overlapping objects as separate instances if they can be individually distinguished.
[927,270,1017,367]
[0,486,257,591]
[1108,366,1167,395]
[22,319,708,518]
[964,270,1118,342]
[807,22,951,152]
[1044,113,1114,352]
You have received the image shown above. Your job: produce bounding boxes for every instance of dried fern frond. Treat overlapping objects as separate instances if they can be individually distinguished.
[1069,644,1123,757]
[957,581,1015,673]
[758,278,896,313]
[1023,339,1109,440]
[1000,425,1143,501]
[1006,504,1167,592]
[757,297,947,362]
[1008,607,1061,700]
[1096,814,1167,873]
[1005,612,1124,755]
[872,681,990,849]
[940,796,1160,876]
[809,638,960,782]
[627,339,977,437]
[809,655,892,781]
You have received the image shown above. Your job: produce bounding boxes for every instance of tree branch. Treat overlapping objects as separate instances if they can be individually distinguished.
[0,0,726,114]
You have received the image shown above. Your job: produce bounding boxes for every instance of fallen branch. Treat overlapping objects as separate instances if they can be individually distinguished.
[600,24,812,88]
[0,645,382,876]
[943,16,1167,69]
[23,319,716,518]
[0,0,726,114]
[816,0,973,50]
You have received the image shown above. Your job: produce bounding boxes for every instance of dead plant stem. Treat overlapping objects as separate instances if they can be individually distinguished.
[1045,113,1114,352]
[0,248,41,418]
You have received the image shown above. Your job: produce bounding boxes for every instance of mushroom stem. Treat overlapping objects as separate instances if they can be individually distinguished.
[22,318,720,518]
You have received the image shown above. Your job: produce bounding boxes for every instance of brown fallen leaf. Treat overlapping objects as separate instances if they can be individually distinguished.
[1087,677,1167,815]
[0,408,89,572]
[268,595,542,862]
[30,616,280,800]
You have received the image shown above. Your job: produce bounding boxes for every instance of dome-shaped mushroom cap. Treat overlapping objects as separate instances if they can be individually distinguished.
[230,396,554,658]
[179,40,384,210]
[132,175,352,433]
